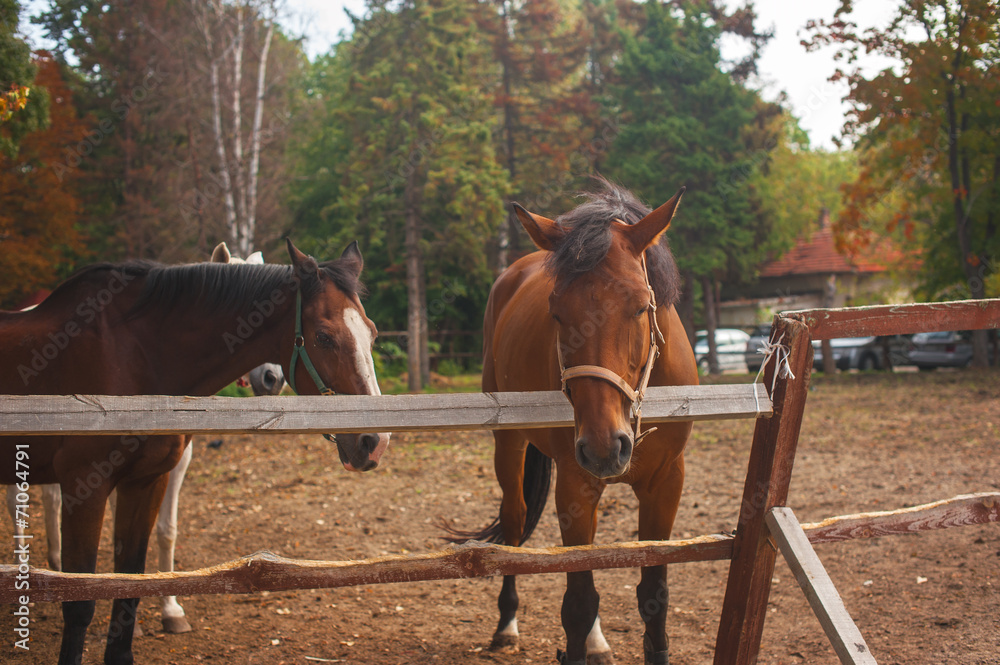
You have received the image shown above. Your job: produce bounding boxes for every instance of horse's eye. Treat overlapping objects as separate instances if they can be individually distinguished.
[316,331,334,348]
[552,313,562,324]
[635,305,648,318]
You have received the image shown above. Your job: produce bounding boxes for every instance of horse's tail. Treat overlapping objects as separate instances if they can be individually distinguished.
[441,443,552,545]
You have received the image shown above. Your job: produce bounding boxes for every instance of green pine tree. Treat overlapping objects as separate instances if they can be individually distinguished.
[289,0,509,390]
[604,0,778,371]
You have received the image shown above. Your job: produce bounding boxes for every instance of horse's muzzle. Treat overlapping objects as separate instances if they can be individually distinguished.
[575,430,633,478]
[334,432,390,472]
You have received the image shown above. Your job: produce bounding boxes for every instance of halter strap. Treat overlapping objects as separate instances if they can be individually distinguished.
[289,288,336,397]
[557,253,663,445]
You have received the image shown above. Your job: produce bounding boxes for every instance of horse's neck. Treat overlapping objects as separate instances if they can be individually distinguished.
[136,293,295,397]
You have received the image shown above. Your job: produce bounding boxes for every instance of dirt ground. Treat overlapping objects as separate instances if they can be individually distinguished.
[2,371,999,665]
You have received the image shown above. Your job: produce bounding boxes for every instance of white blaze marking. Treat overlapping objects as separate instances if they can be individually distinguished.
[343,307,381,396]
[586,616,610,654]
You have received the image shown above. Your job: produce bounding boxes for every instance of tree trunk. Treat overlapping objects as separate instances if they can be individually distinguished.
[405,170,425,392]
[245,13,274,255]
[229,3,248,254]
[199,3,238,245]
[679,268,696,347]
[821,274,836,374]
[945,48,989,367]
[702,275,718,375]
[418,253,430,386]
[496,0,516,272]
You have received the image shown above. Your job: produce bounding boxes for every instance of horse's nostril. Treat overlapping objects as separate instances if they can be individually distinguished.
[617,432,633,465]
[360,433,379,456]
[575,438,590,468]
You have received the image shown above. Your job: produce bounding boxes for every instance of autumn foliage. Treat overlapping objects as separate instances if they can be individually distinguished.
[0,54,89,308]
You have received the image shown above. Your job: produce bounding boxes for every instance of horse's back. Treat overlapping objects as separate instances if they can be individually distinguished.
[483,253,558,394]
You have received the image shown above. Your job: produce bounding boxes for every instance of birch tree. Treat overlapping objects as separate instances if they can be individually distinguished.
[192,0,278,256]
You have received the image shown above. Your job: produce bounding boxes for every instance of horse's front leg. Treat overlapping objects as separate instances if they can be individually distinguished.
[104,471,171,665]
[555,462,610,665]
[57,475,111,665]
[157,436,193,633]
[634,452,685,665]
[491,431,529,651]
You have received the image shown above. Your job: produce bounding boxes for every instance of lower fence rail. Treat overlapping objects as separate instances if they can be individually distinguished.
[3,492,995,605]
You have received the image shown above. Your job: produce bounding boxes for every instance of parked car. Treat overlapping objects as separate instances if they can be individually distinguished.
[695,328,751,373]
[906,330,995,370]
[744,324,773,374]
[811,335,911,371]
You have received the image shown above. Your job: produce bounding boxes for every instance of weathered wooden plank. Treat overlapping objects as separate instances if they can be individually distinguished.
[0,384,771,436]
[804,493,1000,543]
[0,535,734,604]
[2,493,993,604]
[714,316,815,665]
[785,298,1000,340]
[767,507,878,665]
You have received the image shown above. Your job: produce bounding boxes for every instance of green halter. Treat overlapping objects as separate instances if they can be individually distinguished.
[289,288,336,397]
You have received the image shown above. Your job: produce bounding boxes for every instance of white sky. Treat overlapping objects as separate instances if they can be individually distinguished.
[20,0,903,150]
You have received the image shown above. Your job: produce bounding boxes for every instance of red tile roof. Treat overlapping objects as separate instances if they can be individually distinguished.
[759,228,889,278]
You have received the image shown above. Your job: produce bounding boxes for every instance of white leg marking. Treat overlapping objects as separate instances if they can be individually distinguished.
[586,616,611,654]
[41,484,62,570]
[497,617,519,637]
[157,441,192,620]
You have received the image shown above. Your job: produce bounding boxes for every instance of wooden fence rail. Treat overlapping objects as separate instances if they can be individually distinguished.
[1,493,995,605]
[0,384,771,436]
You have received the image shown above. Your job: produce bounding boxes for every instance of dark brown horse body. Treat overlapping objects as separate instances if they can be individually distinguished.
[460,181,697,665]
[0,240,388,665]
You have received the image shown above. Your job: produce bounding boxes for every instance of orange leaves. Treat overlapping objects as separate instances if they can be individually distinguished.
[0,84,30,123]
[0,56,89,308]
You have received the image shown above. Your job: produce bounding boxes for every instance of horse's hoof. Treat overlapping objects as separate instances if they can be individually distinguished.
[133,622,143,638]
[556,648,587,665]
[587,651,615,665]
[489,633,519,652]
[644,652,668,665]
[161,616,193,634]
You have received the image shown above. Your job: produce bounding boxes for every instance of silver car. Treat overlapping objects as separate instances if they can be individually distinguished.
[695,328,751,373]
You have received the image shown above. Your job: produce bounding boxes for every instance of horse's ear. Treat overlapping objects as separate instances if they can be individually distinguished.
[286,238,319,279]
[340,241,364,279]
[626,187,685,255]
[245,251,264,265]
[211,242,231,264]
[513,203,565,251]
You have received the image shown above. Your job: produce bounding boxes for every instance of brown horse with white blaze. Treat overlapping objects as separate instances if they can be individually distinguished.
[450,180,697,665]
[0,239,388,665]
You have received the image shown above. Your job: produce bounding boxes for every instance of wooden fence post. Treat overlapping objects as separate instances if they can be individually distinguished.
[713,315,814,665]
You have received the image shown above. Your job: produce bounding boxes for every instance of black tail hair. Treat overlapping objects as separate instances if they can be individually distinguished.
[442,443,552,545]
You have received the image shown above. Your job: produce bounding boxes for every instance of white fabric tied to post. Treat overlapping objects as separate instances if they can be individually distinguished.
[751,331,796,416]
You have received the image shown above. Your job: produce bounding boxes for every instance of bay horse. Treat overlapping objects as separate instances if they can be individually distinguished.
[0,239,389,665]
[450,180,697,665]
[4,242,287,635]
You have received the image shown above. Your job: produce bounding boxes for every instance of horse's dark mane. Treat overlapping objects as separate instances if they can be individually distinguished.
[44,256,365,319]
[544,177,681,306]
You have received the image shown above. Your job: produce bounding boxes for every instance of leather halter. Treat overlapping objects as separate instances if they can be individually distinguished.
[556,253,665,445]
[289,288,336,396]
[288,287,339,445]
